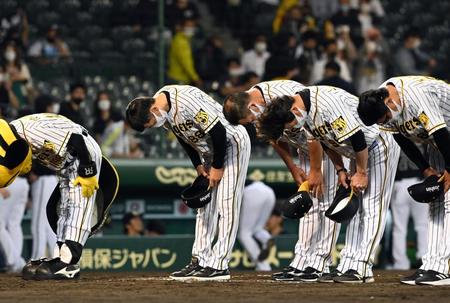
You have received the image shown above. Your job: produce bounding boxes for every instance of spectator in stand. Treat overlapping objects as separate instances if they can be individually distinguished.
[1,41,34,108]
[279,5,317,38]
[195,36,227,83]
[145,220,166,236]
[357,0,383,34]
[296,30,321,84]
[101,119,144,159]
[168,18,202,86]
[241,34,270,78]
[310,39,352,84]
[166,0,200,31]
[92,91,121,143]
[28,25,71,65]
[0,64,19,118]
[123,212,144,236]
[218,58,260,97]
[59,82,87,127]
[316,60,357,95]
[330,0,363,47]
[394,28,437,76]
[0,7,29,50]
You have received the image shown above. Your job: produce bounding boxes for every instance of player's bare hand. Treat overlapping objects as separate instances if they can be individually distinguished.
[208,167,224,188]
[308,169,323,198]
[290,165,307,185]
[196,165,208,177]
[0,188,10,199]
[443,170,450,193]
[423,167,439,177]
[351,172,368,193]
[338,171,349,189]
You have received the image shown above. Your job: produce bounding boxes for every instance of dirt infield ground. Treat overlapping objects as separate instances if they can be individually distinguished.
[0,271,449,303]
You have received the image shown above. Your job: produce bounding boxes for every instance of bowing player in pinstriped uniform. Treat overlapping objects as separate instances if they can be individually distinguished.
[125,85,250,281]
[8,113,103,280]
[358,75,450,286]
[259,85,400,283]
[223,80,341,282]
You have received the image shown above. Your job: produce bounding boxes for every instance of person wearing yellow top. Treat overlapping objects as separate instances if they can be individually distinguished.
[168,19,202,86]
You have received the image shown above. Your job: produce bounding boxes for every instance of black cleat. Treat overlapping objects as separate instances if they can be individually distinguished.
[169,257,203,281]
[415,270,450,286]
[400,269,425,285]
[295,267,322,282]
[34,258,80,280]
[191,267,230,281]
[258,239,275,262]
[333,269,374,284]
[318,269,342,283]
[22,258,49,280]
[272,266,303,281]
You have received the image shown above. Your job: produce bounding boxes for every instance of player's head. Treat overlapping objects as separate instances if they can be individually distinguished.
[223,92,265,125]
[358,87,397,126]
[258,95,297,141]
[69,82,86,105]
[126,96,168,132]
[0,120,32,187]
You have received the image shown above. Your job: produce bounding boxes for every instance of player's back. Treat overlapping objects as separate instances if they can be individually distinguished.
[244,181,276,205]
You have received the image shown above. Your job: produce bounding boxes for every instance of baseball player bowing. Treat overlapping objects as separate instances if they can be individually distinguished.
[4,113,103,280]
[259,85,400,283]
[223,80,341,282]
[358,75,450,286]
[126,85,250,281]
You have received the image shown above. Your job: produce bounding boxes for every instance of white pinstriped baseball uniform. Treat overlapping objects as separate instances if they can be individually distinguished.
[10,114,102,250]
[253,80,340,272]
[302,86,400,277]
[154,85,251,270]
[378,76,450,274]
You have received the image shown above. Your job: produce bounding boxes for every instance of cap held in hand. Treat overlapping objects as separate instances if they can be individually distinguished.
[325,182,360,223]
[181,175,212,209]
[282,181,313,219]
[408,175,444,203]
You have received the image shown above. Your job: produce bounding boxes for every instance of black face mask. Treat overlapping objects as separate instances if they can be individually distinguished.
[72,97,84,105]
[47,37,56,43]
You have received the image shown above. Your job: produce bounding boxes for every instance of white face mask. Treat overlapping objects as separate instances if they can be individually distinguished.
[386,100,402,122]
[248,103,265,119]
[152,109,168,128]
[5,51,16,62]
[53,103,60,114]
[291,107,308,129]
[98,99,111,111]
[229,67,244,77]
[254,42,267,53]
[183,27,196,37]
[413,39,421,49]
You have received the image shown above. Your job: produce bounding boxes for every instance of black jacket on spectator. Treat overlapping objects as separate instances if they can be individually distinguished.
[316,75,357,96]
[59,101,85,127]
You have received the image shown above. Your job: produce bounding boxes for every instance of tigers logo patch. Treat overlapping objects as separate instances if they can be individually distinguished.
[418,112,429,128]
[195,109,209,126]
[43,140,55,152]
[331,116,347,135]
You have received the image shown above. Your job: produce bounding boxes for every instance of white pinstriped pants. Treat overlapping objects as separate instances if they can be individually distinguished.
[289,152,341,272]
[337,132,400,277]
[421,146,450,274]
[192,127,251,270]
[56,134,102,247]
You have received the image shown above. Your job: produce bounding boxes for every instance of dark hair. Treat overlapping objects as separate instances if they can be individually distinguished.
[34,94,57,113]
[69,82,86,93]
[403,27,421,40]
[325,60,340,73]
[223,92,251,125]
[302,30,318,42]
[357,88,390,126]
[122,212,142,235]
[125,96,154,132]
[258,95,295,141]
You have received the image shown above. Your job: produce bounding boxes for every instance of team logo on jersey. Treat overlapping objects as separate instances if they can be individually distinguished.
[418,112,429,128]
[43,140,56,152]
[331,116,347,135]
[195,109,209,126]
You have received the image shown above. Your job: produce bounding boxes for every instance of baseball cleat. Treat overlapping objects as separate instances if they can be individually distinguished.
[415,270,450,286]
[318,269,342,283]
[22,258,49,280]
[34,258,80,280]
[272,267,303,281]
[295,267,322,282]
[169,258,203,281]
[258,239,275,262]
[333,269,374,284]
[400,269,424,285]
[191,267,230,281]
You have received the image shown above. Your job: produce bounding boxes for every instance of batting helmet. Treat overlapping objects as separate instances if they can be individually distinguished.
[282,181,313,219]
[181,175,212,209]
[408,175,444,203]
[325,183,360,223]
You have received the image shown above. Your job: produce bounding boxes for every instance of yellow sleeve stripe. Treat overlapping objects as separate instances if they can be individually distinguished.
[336,126,359,143]
[379,127,398,132]
[427,122,447,135]
[204,116,219,133]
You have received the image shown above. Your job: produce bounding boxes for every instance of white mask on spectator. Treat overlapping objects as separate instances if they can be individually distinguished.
[5,51,16,62]
[413,39,421,49]
[254,42,267,53]
[98,99,111,111]
[248,103,265,118]
[53,103,60,114]
[228,67,244,77]
[183,27,196,37]
[152,109,168,128]
[386,100,402,122]
[291,107,308,129]
[366,41,377,53]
